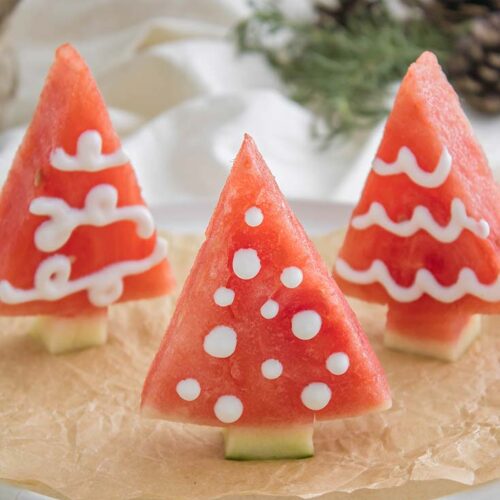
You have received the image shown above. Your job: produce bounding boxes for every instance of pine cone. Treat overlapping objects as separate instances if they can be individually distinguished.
[417,0,500,24]
[448,12,500,113]
[315,0,383,26]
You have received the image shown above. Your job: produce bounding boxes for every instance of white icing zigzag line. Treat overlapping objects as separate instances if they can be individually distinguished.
[372,147,452,188]
[352,198,490,243]
[50,130,128,172]
[335,258,500,303]
[30,184,155,253]
[0,239,168,307]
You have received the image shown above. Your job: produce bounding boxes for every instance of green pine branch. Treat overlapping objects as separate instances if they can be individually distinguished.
[235,1,454,141]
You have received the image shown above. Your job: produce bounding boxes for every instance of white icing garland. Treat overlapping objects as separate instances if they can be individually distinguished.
[30,184,155,252]
[372,146,452,188]
[335,258,500,303]
[50,130,128,172]
[0,239,168,307]
[351,198,490,243]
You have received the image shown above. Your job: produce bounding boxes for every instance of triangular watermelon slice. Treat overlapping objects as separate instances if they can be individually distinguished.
[141,135,391,460]
[0,44,174,352]
[334,52,500,361]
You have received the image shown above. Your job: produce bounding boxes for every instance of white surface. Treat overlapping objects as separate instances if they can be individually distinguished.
[0,0,499,206]
[0,199,498,499]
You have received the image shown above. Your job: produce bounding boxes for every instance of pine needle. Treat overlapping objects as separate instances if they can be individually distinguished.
[234,1,453,141]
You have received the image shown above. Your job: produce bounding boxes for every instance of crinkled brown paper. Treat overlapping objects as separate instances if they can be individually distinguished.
[0,231,498,500]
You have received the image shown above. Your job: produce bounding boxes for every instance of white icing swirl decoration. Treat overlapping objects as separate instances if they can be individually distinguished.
[30,184,155,252]
[0,239,168,307]
[372,147,451,188]
[50,130,128,172]
[335,258,500,303]
[352,198,490,243]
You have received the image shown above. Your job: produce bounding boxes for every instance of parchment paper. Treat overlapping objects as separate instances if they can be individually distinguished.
[0,231,498,500]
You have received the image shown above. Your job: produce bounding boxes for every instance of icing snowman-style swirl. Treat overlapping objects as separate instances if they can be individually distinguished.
[50,130,128,172]
[30,184,155,252]
[352,198,490,243]
[372,147,452,188]
[335,258,500,303]
[0,238,168,307]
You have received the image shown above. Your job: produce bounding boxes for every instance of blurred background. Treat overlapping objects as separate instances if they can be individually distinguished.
[0,0,498,206]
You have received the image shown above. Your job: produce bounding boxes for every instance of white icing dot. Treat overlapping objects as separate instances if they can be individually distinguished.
[291,310,322,340]
[245,207,264,227]
[301,382,332,411]
[203,326,237,358]
[280,267,303,288]
[260,299,279,319]
[176,378,201,401]
[261,359,283,380]
[326,352,350,375]
[232,249,261,280]
[214,395,243,423]
[213,287,235,307]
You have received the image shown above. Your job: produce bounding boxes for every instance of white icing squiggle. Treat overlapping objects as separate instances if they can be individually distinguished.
[335,258,500,303]
[352,198,490,243]
[0,239,167,307]
[30,184,155,252]
[50,130,128,172]
[372,147,452,188]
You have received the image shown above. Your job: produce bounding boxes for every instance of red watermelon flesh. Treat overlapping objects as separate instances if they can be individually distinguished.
[141,135,391,428]
[334,52,500,323]
[0,44,174,316]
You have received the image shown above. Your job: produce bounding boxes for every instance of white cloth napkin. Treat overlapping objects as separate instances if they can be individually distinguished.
[0,0,498,205]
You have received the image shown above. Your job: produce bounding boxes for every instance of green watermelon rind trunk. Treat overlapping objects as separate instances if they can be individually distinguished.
[29,312,108,354]
[223,424,314,460]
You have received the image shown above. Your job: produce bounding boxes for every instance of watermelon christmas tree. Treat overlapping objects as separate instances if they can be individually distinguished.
[0,44,174,353]
[141,135,391,460]
[334,52,500,362]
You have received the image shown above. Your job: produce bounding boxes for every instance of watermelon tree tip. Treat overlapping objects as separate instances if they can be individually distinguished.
[55,43,87,72]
